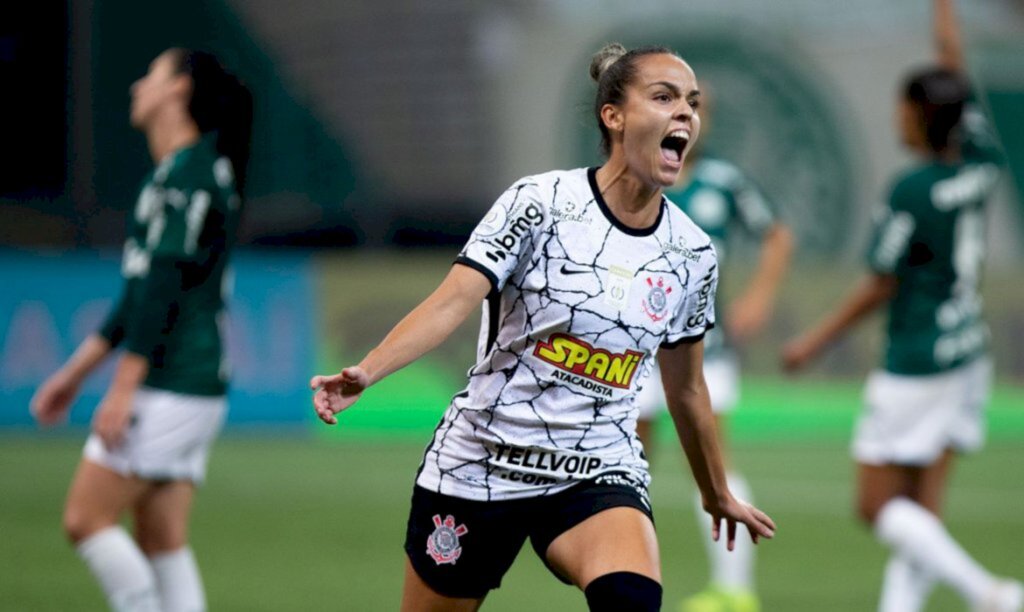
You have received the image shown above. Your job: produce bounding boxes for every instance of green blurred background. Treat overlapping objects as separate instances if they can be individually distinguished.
[1,0,1022,610]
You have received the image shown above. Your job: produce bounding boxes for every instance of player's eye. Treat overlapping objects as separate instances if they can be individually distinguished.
[653,93,672,103]
[688,98,701,110]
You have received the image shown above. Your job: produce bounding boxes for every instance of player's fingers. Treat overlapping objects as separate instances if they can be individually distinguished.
[315,404,337,425]
[311,373,348,390]
[727,519,737,552]
[313,394,327,413]
[749,506,776,537]
[311,374,342,389]
[98,425,119,450]
[710,516,720,542]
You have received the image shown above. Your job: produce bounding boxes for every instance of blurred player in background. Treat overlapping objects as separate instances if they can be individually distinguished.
[312,42,774,612]
[31,49,252,612]
[633,87,793,612]
[783,1,1022,610]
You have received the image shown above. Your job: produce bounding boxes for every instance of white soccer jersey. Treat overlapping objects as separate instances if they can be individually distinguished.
[415,167,718,501]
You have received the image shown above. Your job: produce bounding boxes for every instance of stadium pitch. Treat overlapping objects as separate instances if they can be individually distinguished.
[3,421,1021,611]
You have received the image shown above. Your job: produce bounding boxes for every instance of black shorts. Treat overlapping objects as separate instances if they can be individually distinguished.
[403,472,653,599]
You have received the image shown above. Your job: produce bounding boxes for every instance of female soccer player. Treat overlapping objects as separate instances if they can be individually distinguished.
[31,49,251,612]
[312,43,775,611]
[634,90,793,612]
[783,2,1021,610]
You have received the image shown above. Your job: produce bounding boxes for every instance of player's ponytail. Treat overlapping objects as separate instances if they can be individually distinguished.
[590,43,678,157]
[902,67,969,154]
[173,49,254,196]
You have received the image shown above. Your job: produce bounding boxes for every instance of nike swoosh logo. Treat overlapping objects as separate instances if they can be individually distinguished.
[560,264,590,275]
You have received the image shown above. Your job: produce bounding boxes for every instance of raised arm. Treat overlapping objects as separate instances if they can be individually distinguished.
[781,273,897,372]
[311,263,492,424]
[658,340,776,548]
[934,0,964,72]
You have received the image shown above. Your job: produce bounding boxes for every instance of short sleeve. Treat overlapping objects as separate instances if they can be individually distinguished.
[866,181,917,275]
[455,180,546,293]
[961,102,1004,166]
[731,173,778,237]
[662,247,718,348]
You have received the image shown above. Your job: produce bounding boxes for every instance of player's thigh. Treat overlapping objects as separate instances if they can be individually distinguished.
[404,486,527,600]
[133,480,196,554]
[544,506,660,589]
[907,448,956,518]
[855,462,919,525]
[63,459,151,542]
[400,558,484,612]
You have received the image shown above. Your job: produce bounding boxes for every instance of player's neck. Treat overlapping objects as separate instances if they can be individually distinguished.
[595,162,663,230]
[931,143,962,164]
[145,115,202,164]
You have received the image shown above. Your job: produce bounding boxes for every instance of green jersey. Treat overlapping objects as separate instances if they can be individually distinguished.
[866,104,1002,375]
[664,158,779,356]
[99,135,241,396]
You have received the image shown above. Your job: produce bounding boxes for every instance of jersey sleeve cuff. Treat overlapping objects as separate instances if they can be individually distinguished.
[660,322,715,349]
[454,256,499,296]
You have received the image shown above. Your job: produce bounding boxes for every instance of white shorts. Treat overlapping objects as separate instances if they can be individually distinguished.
[84,387,227,484]
[852,357,992,466]
[635,356,740,419]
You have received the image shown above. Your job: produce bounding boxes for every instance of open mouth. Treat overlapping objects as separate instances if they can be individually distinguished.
[660,132,689,164]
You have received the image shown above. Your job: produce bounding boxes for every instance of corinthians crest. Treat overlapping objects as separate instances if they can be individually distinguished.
[641,276,673,322]
[426,514,469,565]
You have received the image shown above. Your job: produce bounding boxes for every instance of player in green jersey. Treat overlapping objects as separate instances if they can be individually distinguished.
[783,2,1021,611]
[31,49,251,612]
[634,88,793,612]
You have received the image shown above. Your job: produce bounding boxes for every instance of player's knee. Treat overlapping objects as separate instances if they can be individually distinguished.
[856,496,883,526]
[584,571,662,612]
[62,504,107,544]
[135,523,188,555]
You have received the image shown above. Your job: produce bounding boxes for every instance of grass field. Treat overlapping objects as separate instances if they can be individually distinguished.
[3,429,1022,611]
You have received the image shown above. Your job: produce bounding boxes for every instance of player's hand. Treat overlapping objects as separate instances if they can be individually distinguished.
[726,292,771,344]
[92,388,134,450]
[30,370,81,426]
[705,495,776,550]
[310,367,370,425]
[781,336,818,372]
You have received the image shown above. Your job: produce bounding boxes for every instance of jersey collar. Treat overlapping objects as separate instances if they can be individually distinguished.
[588,167,665,237]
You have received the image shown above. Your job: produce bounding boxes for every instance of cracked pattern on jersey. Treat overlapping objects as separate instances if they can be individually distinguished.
[416,167,718,501]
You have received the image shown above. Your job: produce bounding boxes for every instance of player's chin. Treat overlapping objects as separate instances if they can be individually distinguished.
[652,155,683,186]
[652,165,682,188]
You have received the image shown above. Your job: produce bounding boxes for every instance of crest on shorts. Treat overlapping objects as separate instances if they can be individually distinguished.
[641,276,673,322]
[426,514,468,565]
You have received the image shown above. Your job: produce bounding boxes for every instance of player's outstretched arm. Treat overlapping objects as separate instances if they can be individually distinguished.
[310,264,492,425]
[30,334,113,426]
[781,273,897,372]
[659,341,776,549]
[727,222,794,343]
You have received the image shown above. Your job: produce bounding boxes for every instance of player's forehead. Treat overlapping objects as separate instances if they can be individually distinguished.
[633,54,698,95]
[147,50,178,76]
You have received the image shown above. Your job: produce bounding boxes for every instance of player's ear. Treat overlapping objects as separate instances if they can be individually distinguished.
[170,72,193,102]
[600,103,625,135]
